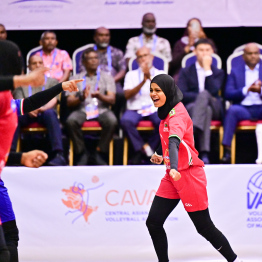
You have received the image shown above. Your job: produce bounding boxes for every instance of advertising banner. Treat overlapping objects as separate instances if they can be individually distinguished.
[2,165,262,261]
[1,0,262,30]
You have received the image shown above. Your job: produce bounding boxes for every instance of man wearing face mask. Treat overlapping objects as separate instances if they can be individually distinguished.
[124,13,172,64]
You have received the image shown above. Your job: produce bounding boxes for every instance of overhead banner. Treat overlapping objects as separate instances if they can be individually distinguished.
[2,165,262,261]
[1,0,262,30]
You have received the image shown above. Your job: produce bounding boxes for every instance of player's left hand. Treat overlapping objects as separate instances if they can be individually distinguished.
[62,79,83,92]
[21,150,48,168]
[169,169,181,181]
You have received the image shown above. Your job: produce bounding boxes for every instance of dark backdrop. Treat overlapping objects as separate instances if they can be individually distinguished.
[7,26,262,71]
[7,26,262,164]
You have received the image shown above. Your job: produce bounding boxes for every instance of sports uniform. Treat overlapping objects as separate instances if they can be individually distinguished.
[146,74,239,262]
[156,102,208,212]
[0,77,64,262]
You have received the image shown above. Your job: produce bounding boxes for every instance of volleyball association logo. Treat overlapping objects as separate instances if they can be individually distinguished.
[62,176,104,224]
[247,171,262,209]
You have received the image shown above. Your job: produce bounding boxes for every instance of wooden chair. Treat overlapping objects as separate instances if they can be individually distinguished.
[16,123,47,152]
[210,120,224,160]
[231,120,262,164]
[122,120,223,165]
[69,121,114,166]
[123,120,154,165]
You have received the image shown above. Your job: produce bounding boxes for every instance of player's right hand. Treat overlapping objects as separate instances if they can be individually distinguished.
[150,153,163,164]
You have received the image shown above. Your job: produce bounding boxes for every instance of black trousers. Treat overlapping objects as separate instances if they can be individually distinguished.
[146,196,237,262]
[0,225,9,262]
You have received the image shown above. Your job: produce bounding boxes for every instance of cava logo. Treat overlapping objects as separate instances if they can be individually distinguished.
[247,171,262,209]
[62,177,103,224]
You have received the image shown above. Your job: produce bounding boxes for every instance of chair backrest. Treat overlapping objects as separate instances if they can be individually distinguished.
[233,43,262,53]
[128,53,168,73]
[72,43,95,75]
[181,52,222,69]
[26,45,43,74]
[226,51,262,75]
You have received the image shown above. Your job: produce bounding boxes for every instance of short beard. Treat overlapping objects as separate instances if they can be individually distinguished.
[97,42,109,48]
[143,27,157,35]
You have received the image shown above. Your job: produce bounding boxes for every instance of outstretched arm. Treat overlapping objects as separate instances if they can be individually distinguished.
[19,79,82,114]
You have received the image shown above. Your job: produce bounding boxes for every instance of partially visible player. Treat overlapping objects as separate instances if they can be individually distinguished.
[146,74,241,262]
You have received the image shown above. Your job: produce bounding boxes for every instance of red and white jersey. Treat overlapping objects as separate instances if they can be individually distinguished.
[159,102,204,172]
[0,91,17,177]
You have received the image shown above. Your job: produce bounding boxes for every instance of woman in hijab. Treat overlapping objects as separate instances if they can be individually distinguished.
[146,74,240,262]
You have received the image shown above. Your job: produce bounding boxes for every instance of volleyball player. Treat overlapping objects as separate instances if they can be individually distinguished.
[146,74,241,262]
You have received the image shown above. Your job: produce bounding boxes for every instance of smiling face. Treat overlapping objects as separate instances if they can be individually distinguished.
[150,82,166,107]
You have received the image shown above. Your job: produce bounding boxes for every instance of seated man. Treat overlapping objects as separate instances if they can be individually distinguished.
[36,31,72,82]
[177,39,224,164]
[221,43,262,163]
[124,13,172,64]
[93,27,127,119]
[12,54,66,166]
[121,47,165,164]
[66,48,117,165]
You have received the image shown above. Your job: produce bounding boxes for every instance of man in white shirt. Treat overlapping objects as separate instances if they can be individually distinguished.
[121,47,165,164]
[178,39,224,164]
[221,43,262,163]
[124,13,172,64]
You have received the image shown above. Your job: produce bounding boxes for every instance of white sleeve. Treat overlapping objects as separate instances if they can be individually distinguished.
[123,71,135,91]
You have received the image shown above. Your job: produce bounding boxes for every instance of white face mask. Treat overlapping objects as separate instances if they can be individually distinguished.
[97,42,109,48]
[143,26,157,35]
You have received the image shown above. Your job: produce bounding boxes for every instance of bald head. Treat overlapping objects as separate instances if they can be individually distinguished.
[243,43,260,68]
[136,46,153,67]
[94,27,110,49]
[142,13,156,35]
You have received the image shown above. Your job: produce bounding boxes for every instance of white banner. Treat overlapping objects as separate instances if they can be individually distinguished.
[1,0,262,30]
[2,165,262,261]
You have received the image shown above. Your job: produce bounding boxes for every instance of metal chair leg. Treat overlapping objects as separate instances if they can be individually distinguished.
[69,139,74,166]
[123,137,128,165]
[109,139,114,166]
[231,134,236,164]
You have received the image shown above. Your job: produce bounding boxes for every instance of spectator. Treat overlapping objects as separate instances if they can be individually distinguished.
[66,48,117,165]
[121,47,165,164]
[221,43,262,163]
[124,13,172,64]
[35,31,72,82]
[0,24,7,40]
[170,18,217,82]
[12,54,67,166]
[178,39,224,164]
[93,26,127,119]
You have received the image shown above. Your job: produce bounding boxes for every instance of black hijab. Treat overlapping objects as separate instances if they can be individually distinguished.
[151,74,183,120]
[0,40,23,76]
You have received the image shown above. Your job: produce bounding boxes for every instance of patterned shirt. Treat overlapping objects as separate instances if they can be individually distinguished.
[35,48,73,81]
[80,45,126,77]
[67,71,116,115]
[124,33,172,62]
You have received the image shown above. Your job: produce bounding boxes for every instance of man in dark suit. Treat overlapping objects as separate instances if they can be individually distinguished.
[178,39,224,164]
[221,43,262,163]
